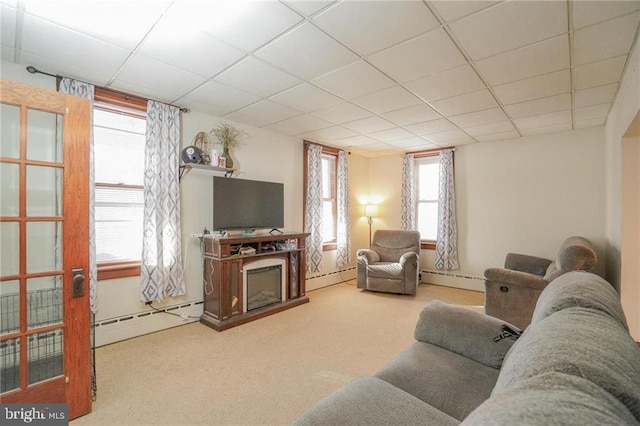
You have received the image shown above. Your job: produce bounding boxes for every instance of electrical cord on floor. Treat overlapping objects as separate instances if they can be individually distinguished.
[145,301,200,321]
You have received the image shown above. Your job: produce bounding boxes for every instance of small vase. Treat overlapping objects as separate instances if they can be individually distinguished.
[221,147,234,169]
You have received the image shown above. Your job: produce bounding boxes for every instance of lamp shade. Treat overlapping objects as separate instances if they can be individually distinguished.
[364,204,378,217]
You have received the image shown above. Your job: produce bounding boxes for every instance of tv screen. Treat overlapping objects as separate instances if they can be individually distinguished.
[212,177,284,231]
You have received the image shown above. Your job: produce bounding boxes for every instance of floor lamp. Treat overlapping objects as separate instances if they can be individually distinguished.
[364,204,378,247]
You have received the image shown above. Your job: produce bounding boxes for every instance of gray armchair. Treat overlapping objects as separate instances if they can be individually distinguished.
[357,230,421,295]
[484,236,597,329]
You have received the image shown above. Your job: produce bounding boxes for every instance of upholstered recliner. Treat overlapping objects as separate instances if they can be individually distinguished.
[484,236,597,329]
[356,230,421,295]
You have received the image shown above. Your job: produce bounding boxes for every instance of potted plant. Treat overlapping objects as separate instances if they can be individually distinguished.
[208,122,245,169]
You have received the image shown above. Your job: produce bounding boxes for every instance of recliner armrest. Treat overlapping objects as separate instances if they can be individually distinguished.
[484,268,547,291]
[356,249,379,264]
[399,252,418,265]
[504,253,553,276]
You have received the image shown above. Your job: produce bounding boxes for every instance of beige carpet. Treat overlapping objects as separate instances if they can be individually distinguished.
[72,281,483,426]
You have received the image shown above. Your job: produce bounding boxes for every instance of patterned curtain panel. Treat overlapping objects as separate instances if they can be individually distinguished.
[304,144,323,273]
[58,78,98,314]
[401,154,416,231]
[435,149,459,270]
[336,150,351,267]
[140,101,185,302]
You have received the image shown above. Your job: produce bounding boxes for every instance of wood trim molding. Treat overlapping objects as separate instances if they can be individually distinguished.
[97,262,141,281]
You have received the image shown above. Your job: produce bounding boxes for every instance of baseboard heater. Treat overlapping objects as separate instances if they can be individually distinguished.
[306,266,356,281]
[94,300,204,328]
[420,270,484,282]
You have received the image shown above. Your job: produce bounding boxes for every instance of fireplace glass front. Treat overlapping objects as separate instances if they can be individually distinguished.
[246,265,282,311]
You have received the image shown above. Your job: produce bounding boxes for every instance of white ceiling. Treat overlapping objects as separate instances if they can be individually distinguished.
[2,0,639,157]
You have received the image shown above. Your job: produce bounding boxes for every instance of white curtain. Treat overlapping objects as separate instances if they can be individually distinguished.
[140,100,185,302]
[401,154,416,231]
[336,150,351,267]
[435,149,459,270]
[58,78,98,314]
[304,144,323,273]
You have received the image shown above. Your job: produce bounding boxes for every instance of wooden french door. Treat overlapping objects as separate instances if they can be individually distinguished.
[0,79,92,419]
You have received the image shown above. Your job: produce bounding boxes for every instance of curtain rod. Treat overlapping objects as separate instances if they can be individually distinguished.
[303,139,350,155]
[26,65,190,113]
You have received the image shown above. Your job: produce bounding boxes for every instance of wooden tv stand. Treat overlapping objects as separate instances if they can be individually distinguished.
[200,231,310,331]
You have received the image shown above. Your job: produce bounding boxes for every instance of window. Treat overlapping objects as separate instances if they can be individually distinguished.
[304,142,339,250]
[415,153,440,249]
[93,89,147,280]
[321,153,337,244]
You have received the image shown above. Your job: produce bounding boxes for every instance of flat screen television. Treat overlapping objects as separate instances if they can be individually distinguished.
[212,176,284,233]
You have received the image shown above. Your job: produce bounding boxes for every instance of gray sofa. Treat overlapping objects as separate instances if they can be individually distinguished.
[292,271,640,425]
[484,236,597,329]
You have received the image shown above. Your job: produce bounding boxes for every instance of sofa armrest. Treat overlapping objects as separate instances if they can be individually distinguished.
[504,253,552,276]
[356,249,379,265]
[484,268,548,291]
[414,300,519,369]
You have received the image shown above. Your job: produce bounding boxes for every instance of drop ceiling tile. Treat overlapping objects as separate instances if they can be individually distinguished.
[352,86,422,114]
[21,15,131,78]
[430,1,501,23]
[269,114,333,135]
[141,20,245,78]
[514,110,572,131]
[114,54,207,100]
[24,1,168,49]
[381,104,441,126]
[281,1,335,17]
[20,51,115,86]
[169,1,303,52]
[299,125,358,142]
[368,127,415,142]
[313,0,439,56]
[312,60,396,99]
[575,117,607,129]
[178,80,261,116]
[255,22,358,79]
[449,107,509,128]
[574,1,640,30]
[493,69,571,106]
[425,129,475,145]
[388,137,438,149]
[334,134,381,147]
[430,90,498,116]
[214,57,301,98]
[474,130,521,142]
[368,28,467,83]
[405,65,485,101]
[520,123,572,137]
[405,119,457,136]
[574,12,640,65]
[309,102,372,124]
[449,0,567,60]
[504,94,572,119]
[342,116,395,134]
[225,100,302,128]
[1,5,16,47]
[575,84,619,108]
[475,35,569,86]
[575,55,627,90]
[575,103,611,122]
[462,120,516,137]
[269,83,342,113]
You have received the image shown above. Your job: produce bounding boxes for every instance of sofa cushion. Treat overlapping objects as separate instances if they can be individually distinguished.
[531,271,628,330]
[367,262,403,279]
[414,300,518,369]
[290,376,459,426]
[495,307,640,421]
[376,342,499,421]
[462,372,638,425]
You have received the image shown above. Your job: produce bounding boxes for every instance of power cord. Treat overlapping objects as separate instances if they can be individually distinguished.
[145,301,199,321]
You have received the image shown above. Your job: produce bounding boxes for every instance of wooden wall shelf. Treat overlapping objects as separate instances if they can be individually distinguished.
[179,163,234,180]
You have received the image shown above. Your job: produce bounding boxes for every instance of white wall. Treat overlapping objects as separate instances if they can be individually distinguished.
[606,36,640,340]
[368,128,607,292]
